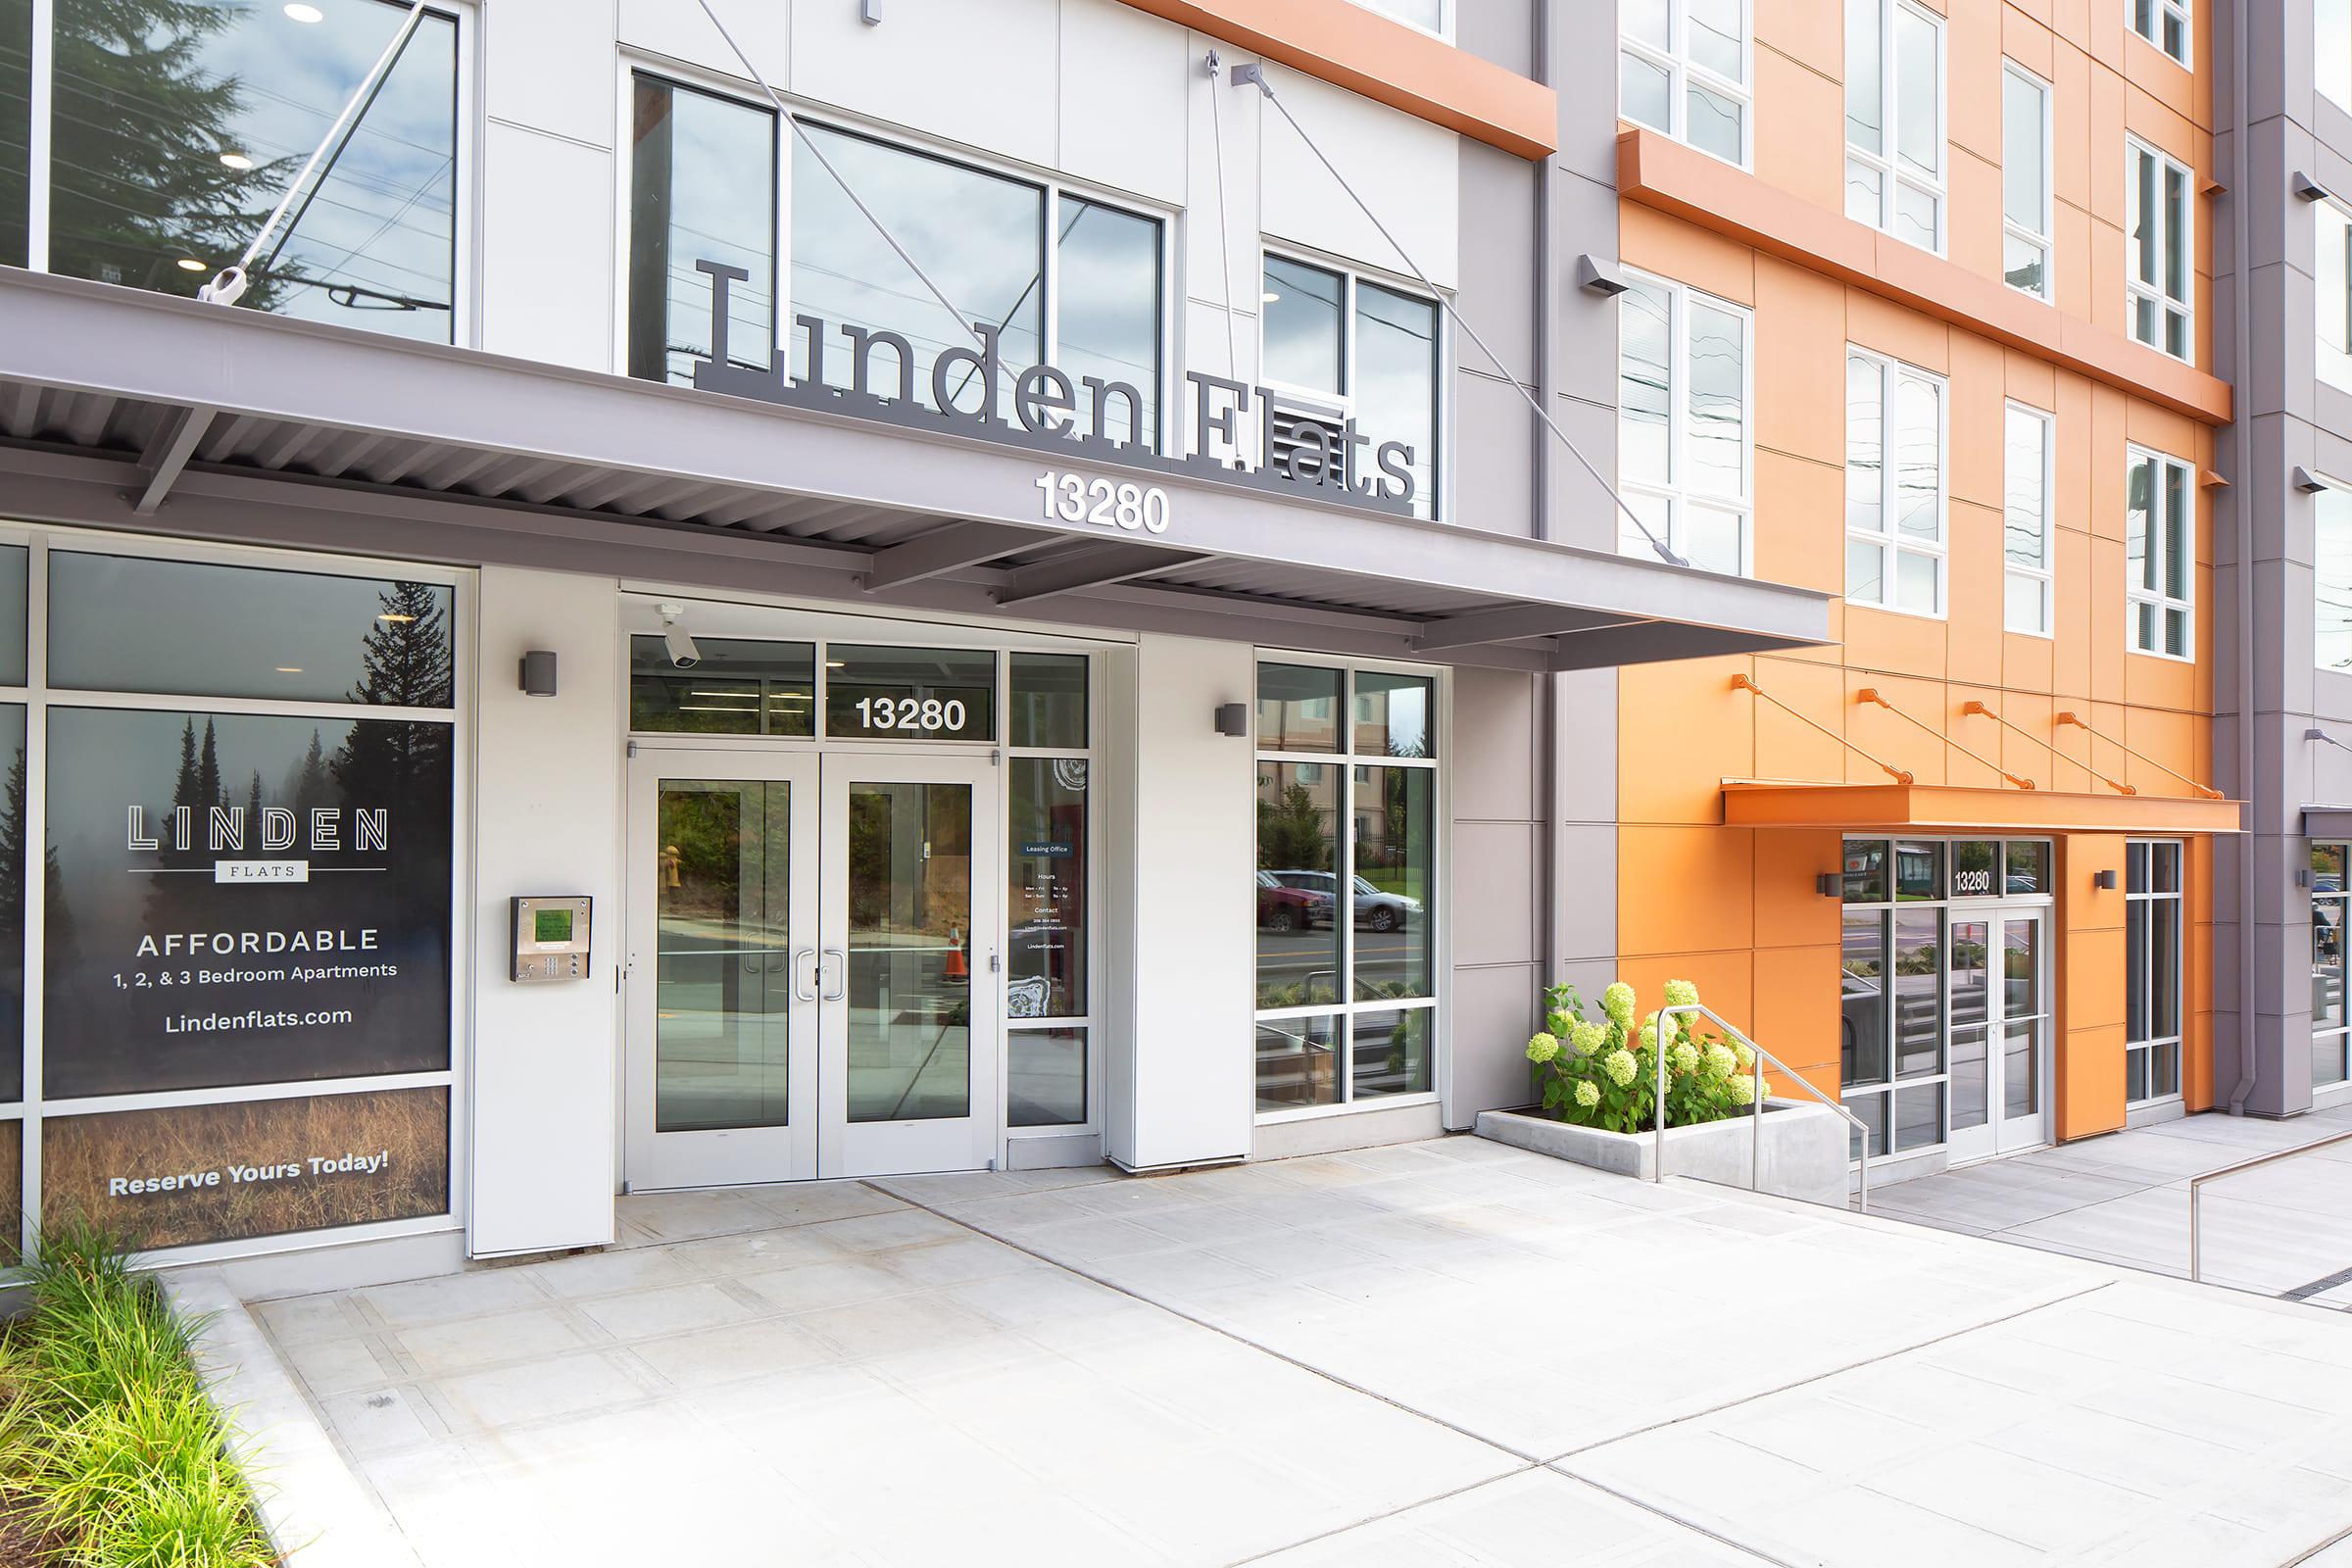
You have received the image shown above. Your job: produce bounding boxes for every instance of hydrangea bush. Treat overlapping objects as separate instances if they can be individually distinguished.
[1525,979,1764,1134]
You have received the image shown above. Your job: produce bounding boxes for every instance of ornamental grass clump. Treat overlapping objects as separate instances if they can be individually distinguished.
[1525,979,1764,1134]
[0,1218,274,1567]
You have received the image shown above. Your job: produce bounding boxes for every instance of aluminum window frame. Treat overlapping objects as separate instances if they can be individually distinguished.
[1614,268,1754,577]
[1256,243,1449,522]
[2125,839,2184,1107]
[1845,0,1947,256]
[2003,400,2055,637]
[2318,476,2352,674]
[2128,0,2192,68]
[2001,60,2054,303]
[1346,0,1449,40]
[2126,136,2195,363]
[1617,0,1753,171]
[2126,444,2195,662]
[1251,653,1445,1125]
[1844,346,1949,619]
[2318,198,2352,393]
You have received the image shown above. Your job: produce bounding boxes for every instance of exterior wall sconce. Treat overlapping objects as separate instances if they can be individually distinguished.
[1577,254,1628,297]
[518,650,558,697]
[860,0,881,24]
[2295,466,2330,494]
[2295,171,2332,203]
[2094,868,2120,890]
[2299,867,2314,888]
[1214,702,1249,737]
[1815,873,1839,898]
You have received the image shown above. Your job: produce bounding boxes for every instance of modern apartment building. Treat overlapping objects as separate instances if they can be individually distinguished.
[1601,0,2249,1182]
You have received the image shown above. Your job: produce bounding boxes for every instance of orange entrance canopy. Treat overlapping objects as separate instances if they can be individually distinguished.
[1720,780,2245,836]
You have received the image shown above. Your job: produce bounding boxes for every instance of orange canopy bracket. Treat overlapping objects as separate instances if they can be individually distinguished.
[2054,710,2223,800]
[1731,673,1912,785]
[1859,688,2034,790]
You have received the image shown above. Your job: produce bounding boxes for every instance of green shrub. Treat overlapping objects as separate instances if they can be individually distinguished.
[0,1220,273,1567]
[1525,979,1765,1134]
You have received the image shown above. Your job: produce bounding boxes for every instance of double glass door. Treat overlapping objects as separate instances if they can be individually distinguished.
[623,748,999,1188]
[1947,909,2049,1161]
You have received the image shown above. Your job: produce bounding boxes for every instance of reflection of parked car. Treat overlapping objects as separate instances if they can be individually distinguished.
[1266,870,1422,931]
[1256,870,1331,932]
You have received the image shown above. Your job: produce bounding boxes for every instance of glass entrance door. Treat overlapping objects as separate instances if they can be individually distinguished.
[1947,908,2049,1162]
[623,750,818,1189]
[818,753,1000,1179]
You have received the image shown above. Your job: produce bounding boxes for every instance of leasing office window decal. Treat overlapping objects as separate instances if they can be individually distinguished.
[43,708,454,1099]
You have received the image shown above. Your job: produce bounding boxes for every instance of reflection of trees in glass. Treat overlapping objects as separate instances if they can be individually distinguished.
[657,790,746,924]
[49,0,282,302]
[1257,778,1332,873]
[332,584,453,852]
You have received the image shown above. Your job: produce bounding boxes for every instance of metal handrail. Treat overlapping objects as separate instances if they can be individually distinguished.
[2187,1126,2352,1283]
[1656,1002,1872,1213]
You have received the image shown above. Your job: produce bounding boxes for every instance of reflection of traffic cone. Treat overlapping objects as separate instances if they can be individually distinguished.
[944,925,969,984]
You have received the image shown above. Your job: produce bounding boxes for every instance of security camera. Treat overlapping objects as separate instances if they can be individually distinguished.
[658,604,700,668]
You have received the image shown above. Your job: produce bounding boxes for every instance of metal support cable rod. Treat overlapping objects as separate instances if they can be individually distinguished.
[1233,64,1686,568]
[690,0,983,352]
[1858,687,2032,789]
[1730,673,1911,783]
[2054,710,2217,797]
[202,1,431,306]
[1204,52,1242,377]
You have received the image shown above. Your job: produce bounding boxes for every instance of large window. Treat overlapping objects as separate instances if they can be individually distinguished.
[2125,840,2181,1104]
[1,0,25,270]
[1254,662,1437,1116]
[1840,837,2052,1158]
[46,0,461,341]
[2321,485,2352,672]
[2315,844,2349,1091]
[2002,63,2052,300]
[1845,349,1945,616]
[1619,0,1749,168]
[2129,0,2190,66]
[2325,0,2352,113]
[1845,0,1943,252]
[2319,200,2352,393]
[2126,446,2193,659]
[2004,403,2053,636]
[1260,253,1442,518]
[627,77,778,389]
[2127,138,2193,362]
[1617,270,1749,574]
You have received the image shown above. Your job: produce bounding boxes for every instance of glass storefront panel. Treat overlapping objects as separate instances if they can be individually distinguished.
[1256,762,1340,1008]
[0,545,24,686]
[1892,1082,1943,1153]
[51,0,459,339]
[1892,908,1942,1077]
[2316,844,2349,1085]
[627,75,776,387]
[652,779,791,1134]
[1007,1026,1085,1128]
[50,555,455,708]
[1949,917,1989,1133]
[1893,840,1943,902]
[1951,840,1997,898]
[1257,663,1341,753]
[1254,1012,1338,1112]
[2005,840,2048,895]
[0,706,21,1102]
[1350,1007,1432,1101]
[824,645,995,742]
[1007,654,1088,749]
[1350,765,1432,1002]
[1843,839,1888,904]
[845,780,972,1123]
[630,636,815,737]
[1007,759,1086,1019]
[0,0,24,270]
[1840,910,1887,1087]
[1352,671,1434,760]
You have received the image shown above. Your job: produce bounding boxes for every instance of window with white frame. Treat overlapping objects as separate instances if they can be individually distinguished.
[1845,349,1945,616]
[2314,844,2349,1090]
[2319,484,2352,671]
[1620,0,1750,168]
[2126,446,2193,658]
[2325,0,2352,113]
[2127,138,2193,361]
[1254,662,1438,1117]
[2002,63,2053,300]
[1005,654,1094,1129]
[2004,403,2053,635]
[1260,252,1444,519]
[2320,200,2352,392]
[1846,0,1944,252]
[2128,0,2190,66]
[2125,840,2182,1104]
[1616,270,1750,574]
[1347,0,1446,35]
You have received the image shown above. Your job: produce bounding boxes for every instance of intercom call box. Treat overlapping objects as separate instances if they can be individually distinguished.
[511,896,593,983]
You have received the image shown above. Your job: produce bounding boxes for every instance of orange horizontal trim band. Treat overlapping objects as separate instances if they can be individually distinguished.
[1117,0,1557,160]
[1618,129,2233,427]
[1721,781,2244,836]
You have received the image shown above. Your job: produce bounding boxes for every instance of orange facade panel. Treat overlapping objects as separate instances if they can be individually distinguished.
[1116,0,1557,159]
[1616,128,2232,426]
[1720,781,2244,837]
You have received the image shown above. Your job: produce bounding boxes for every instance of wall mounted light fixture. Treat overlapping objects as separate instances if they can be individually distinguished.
[1214,702,1249,737]
[2094,868,2120,890]
[1815,873,1840,899]
[2295,466,2330,494]
[1577,254,1628,297]
[518,651,558,697]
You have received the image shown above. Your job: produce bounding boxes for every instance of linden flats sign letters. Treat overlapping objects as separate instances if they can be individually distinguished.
[688,260,1422,519]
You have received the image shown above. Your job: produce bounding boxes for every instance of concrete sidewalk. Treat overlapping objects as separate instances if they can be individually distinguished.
[1861,1105,2352,1304]
[236,1138,2352,1566]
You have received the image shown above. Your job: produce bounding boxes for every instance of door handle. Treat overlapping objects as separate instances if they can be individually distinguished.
[820,947,848,1002]
[791,948,817,1003]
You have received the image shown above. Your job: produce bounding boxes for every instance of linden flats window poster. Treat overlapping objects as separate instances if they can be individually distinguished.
[43,707,454,1098]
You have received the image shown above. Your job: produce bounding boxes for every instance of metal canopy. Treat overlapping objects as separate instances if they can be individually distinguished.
[0,270,1831,671]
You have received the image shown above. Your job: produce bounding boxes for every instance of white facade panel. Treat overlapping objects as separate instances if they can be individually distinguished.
[790,0,1058,170]
[1111,634,1254,1169]
[480,123,616,371]
[1259,71,1459,291]
[468,566,623,1256]
[485,0,620,147]
[1056,0,1191,204]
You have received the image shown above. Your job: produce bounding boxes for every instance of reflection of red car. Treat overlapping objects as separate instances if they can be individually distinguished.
[1256,870,1331,931]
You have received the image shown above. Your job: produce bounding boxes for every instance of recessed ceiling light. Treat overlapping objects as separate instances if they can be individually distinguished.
[376,612,416,623]
[275,665,304,673]
[284,3,324,22]
[1261,291,1281,303]
[219,152,254,171]
[175,258,208,272]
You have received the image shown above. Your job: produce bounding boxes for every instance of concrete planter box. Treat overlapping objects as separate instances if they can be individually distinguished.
[1475,1101,1848,1206]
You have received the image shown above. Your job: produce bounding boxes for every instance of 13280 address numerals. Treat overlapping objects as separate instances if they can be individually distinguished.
[1036,471,1172,535]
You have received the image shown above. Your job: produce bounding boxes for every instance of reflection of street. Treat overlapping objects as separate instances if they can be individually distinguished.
[1255,922,1423,1004]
